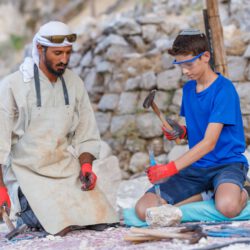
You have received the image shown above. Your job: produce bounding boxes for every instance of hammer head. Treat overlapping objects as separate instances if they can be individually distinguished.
[143,89,157,109]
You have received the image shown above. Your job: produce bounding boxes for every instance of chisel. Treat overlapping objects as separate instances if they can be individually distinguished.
[148,149,163,206]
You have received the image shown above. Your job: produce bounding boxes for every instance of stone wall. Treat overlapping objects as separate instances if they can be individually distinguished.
[68,0,250,178]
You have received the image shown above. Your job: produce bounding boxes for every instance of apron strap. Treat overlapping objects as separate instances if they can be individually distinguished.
[60,76,69,106]
[34,64,41,107]
[33,64,70,107]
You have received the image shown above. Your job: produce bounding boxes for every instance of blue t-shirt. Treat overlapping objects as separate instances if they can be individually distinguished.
[180,73,248,168]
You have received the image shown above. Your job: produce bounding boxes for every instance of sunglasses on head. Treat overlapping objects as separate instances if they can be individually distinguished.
[42,33,77,43]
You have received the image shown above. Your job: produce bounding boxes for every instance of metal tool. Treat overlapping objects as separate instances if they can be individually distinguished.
[5,224,28,240]
[0,203,15,232]
[148,148,163,206]
[143,89,180,144]
[205,226,250,238]
[128,226,206,244]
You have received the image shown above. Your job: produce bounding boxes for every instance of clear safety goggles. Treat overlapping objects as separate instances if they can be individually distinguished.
[172,52,205,65]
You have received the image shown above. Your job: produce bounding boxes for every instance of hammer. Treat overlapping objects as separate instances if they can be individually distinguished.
[143,89,181,144]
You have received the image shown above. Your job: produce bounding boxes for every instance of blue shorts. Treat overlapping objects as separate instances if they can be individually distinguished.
[147,162,248,205]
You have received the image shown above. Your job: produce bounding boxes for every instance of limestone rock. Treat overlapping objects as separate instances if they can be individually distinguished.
[236,82,250,115]
[118,92,139,114]
[146,204,182,227]
[84,68,104,94]
[80,51,93,68]
[129,152,149,173]
[163,138,175,154]
[155,154,168,164]
[96,61,113,73]
[243,45,250,58]
[157,67,182,90]
[127,36,147,52]
[172,88,183,107]
[94,34,128,54]
[136,113,162,138]
[125,138,147,153]
[225,38,246,56]
[105,45,132,62]
[93,155,122,209]
[108,80,124,93]
[161,53,175,70]
[98,93,120,111]
[116,176,152,209]
[137,14,164,25]
[140,71,157,90]
[154,38,172,52]
[155,91,172,111]
[137,91,150,112]
[108,17,142,36]
[148,138,164,156]
[110,115,136,136]
[68,53,81,68]
[125,76,141,91]
[228,56,247,82]
[95,112,112,135]
[142,24,159,42]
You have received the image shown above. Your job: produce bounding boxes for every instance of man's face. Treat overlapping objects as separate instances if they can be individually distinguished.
[174,52,209,80]
[42,46,72,77]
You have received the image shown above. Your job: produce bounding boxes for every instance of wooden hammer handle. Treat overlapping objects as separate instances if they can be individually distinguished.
[130,227,192,240]
[151,102,181,144]
[2,209,15,232]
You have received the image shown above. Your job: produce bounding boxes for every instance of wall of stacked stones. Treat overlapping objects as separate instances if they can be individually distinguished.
[69,0,250,178]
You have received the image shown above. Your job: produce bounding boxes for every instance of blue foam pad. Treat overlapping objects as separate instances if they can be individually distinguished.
[180,200,250,222]
[123,208,147,227]
[122,200,250,227]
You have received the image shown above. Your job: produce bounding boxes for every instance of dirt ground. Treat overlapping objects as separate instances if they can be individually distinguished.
[1,221,250,250]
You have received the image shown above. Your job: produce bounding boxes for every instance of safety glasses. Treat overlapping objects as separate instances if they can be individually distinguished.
[172,52,205,65]
[42,33,77,43]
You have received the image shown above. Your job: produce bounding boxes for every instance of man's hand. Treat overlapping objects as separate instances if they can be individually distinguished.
[0,186,11,214]
[79,163,97,191]
[162,118,187,140]
[147,161,178,184]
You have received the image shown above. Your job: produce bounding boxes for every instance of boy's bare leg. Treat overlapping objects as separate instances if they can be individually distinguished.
[135,193,202,221]
[215,183,248,218]
[175,193,202,206]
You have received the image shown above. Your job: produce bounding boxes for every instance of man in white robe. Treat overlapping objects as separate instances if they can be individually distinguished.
[0,21,118,235]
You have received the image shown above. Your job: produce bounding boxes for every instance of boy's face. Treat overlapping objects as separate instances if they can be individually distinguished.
[174,52,210,80]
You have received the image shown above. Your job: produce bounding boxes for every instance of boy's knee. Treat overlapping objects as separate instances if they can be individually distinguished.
[216,199,241,218]
[135,201,146,221]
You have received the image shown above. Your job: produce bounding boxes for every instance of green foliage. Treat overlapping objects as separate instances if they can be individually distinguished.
[10,34,25,50]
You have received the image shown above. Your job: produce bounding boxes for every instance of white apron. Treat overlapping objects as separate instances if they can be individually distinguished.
[9,65,118,234]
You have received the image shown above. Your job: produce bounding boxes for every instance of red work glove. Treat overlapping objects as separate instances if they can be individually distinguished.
[162,117,187,140]
[147,161,178,184]
[0,186,11,211]
[79,163,97,191]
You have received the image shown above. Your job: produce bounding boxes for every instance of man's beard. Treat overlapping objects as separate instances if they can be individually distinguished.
[45,57,68,77]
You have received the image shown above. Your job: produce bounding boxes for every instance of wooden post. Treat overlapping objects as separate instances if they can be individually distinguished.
[203,9,215,71]
[206,0,228,77]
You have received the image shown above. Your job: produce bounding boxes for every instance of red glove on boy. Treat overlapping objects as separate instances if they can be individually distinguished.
[80,163,97,191]
[162,117,187,141]
[147,161,178,184]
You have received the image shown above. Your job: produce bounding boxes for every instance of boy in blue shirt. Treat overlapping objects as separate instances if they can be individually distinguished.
[135,29,249,220]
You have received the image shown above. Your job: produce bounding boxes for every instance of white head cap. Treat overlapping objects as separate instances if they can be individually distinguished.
[32,21,75,65]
